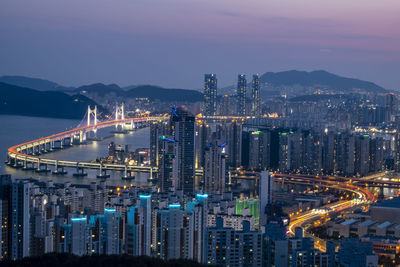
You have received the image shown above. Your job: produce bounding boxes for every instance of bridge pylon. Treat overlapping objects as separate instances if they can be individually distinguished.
[87,105,98,126]
[86,105,98,138]
[115,103,125,130]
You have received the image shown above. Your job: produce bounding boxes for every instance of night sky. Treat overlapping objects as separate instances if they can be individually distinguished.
[1,0,399,89]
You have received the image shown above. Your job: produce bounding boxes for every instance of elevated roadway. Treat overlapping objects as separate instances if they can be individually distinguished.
[6,115,168,177]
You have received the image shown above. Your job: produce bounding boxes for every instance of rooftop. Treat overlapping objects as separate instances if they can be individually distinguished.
[358,220,376,227]
[377,221,392,229]
[341,219,358,226]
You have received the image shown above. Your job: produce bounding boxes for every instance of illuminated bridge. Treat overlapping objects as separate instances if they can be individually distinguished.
[6,105,168,178]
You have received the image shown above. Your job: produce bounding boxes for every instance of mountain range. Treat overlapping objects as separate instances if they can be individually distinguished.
[0,70,388,97]
[0,75,74,91]
[0,70,390,118]
[73,83,203,102]
[259,70,386,93]
[0,82,101,119]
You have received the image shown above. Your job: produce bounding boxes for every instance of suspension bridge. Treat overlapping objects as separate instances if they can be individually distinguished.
[6,104,168,178]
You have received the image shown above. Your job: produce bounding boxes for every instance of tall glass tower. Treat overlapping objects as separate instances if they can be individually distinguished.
[251,74,260,117]
[171,107,195,195]
[237,74,247,116]
[203,74,217,116]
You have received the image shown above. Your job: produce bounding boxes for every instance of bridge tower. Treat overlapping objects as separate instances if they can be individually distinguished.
[115,103,125,130]
[86,105,98,139]
[87,105,98,126]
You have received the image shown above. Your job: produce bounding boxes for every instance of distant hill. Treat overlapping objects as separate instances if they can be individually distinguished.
[75,83,203,102]
[259,70,386,93]
[0,75,74,91]
[125,85,203,102]
[75,83,122,96]
[0,82,102,119]
[289,94,348,102]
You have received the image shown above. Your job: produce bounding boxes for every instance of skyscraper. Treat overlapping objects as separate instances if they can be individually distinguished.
[227,122,242,168]
[194,121,211,169]
[263,217,289,267]
[203,74,217,116]
[150,121,169,167]
[155,204,195,260]
[203,140,226,194]
[157,135,177,192]
[125,195,152,256]
[248,130,270,170]
[259,171,273,227]
[385,93,396,122]
[59,217,92,256]
[251,74,260,117]
[322,131,335,174]
[11,180,30,260]
[204,218,262,267]
[171,107,195,195]
[355,134,370,177]
[187,194,209,263]
[89,209,123,255]
[237,74,247,116]
[0,175,12,260]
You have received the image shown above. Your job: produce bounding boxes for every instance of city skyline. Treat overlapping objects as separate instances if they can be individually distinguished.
[0,0,399,89]
[1,0,400,266]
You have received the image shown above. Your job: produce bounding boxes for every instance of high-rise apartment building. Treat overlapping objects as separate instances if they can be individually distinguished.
[89,209,123,255]
[334,132,354,176]
[157,135,177,192]
[204,218,262,267]
[220,94,236,116]
[355,134,370,177]
[10,180,30,260]
[203,140,226,194]
[251,74,261,117]
[155,204,195,260]
[278,131,300,172]
[237,74,247,116]
[227,122,242,168]
[0,175,12,260]
[171,107,195,195]
[194,121,211,169]
[59,217,92,256]
[125,194,152,256]
[259,171,273,227]
[187,194,209,263]
[385,93,396,122]
[322,131,335,174]
[150,121,169,167]
[263,217,289,267]
[248,130,270,170]
[203,74,217,116]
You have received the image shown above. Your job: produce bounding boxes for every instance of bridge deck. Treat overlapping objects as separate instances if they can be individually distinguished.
[7,116,168,173]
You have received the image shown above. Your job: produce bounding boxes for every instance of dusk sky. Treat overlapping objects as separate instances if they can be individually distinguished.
[1,0,399,89]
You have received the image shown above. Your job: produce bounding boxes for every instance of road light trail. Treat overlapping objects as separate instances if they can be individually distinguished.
[287,175,375,252]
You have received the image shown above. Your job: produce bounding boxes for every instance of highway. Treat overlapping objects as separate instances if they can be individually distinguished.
[286,175,376,252]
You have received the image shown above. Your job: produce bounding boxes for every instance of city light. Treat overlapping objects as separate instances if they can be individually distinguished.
[104,208,116,213]
[71,218,87,222]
